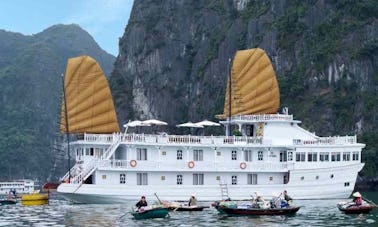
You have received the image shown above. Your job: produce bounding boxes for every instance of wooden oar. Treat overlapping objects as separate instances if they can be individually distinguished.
[362,196,378,207]
[154,193,163,204]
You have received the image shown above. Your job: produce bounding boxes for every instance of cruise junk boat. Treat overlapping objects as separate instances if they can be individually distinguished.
[57,50,365,204]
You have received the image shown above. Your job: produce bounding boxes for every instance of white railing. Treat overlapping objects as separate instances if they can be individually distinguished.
[293,135,357,146]
[83,133,263,146]
[96,160,293,172]
[230,114,294,122]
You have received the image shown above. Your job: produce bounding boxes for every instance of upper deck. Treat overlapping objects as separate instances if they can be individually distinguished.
[78,133,359,147]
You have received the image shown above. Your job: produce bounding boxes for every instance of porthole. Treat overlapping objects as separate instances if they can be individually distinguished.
[330,174,334,179]
[344,182,350,187]
[217,151,221,156]
[301,176,304,180]
[316,176,319,180]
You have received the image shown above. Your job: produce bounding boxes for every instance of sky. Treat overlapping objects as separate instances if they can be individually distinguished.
[0,0,134,56]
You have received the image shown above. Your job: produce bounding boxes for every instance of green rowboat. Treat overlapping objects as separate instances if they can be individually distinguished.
[131,207,169,220]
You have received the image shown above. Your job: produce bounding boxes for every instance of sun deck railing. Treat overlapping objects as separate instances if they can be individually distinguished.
[82,133,263,145]
[230,114,294,122]
[293,135,357,145]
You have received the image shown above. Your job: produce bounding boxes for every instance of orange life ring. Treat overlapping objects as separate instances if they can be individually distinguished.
[188,161,195,168]
[130,160,137,167]
[240,162,247,169]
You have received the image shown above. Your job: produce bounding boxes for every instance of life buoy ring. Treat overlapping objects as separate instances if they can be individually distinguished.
[130,160,137,167]
[240,162,247,169]
[188,161,195,168]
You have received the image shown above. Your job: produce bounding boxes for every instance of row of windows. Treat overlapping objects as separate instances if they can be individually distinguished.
[296,152,359,162]
[85,147,360,163]
[117,173,259,185]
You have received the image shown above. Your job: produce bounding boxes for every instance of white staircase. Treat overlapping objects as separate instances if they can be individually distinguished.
[63,133,122,185]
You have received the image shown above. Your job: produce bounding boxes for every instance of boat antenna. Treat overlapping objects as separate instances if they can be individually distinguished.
[61,73,71,183]
[228,57,232,136]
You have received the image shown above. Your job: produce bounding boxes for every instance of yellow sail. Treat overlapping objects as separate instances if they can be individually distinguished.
[60,56,120,134]
[217,48,280,119]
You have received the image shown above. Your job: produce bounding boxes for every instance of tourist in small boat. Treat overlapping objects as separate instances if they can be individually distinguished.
[188,194,197,206]
[136,196,148,209]
[350,192,363,206]
[283,190,292,203]
[270,192,281,208]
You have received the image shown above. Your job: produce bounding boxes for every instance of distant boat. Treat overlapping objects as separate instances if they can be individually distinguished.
[0,179,35,196]
[42,182,60,192]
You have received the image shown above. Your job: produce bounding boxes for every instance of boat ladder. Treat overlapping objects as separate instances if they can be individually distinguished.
[219,182,229,200]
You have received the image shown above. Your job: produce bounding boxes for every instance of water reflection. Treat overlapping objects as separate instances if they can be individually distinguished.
[0,193,377,226]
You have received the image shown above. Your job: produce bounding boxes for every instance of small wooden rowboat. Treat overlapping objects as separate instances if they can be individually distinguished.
[337,203,375,214]
[168,205,209,211]
[131,207,169,220]
[0,199,17,205]
[214,202,300,216]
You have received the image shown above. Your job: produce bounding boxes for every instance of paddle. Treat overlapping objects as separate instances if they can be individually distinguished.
[154,193,163,205]
[362,196,378,207]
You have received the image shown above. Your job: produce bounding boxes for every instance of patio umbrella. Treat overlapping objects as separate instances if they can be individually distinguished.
[123,120,151,127]
[123,120,150,133]
[142,119,168,126]
[176,122,204,128]
[194,120,221,127]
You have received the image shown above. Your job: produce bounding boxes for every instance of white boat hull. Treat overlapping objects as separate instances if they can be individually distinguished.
[58,163,364,203]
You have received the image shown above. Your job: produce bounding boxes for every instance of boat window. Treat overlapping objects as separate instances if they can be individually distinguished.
[217,151,221,156]
[331,152,341,162]
[85,148,90,156]
[137,148,148,160]
[137,173,148,185]
[177,175,183,185]
[352,152,359,161]
[344,182,349,187]
[280,151,287,162]
[320,152,329,161]
[316,176,319,180]
[308,152,317,162]
[231,176,237,185]
[300,176,304,180]
[90,148,94,156]
[288,152,293,161]
[247,174,257,185]
[243,150,252,162]
[120,174,126,184]
[231,150,237,160]
[177,150,183,160]
[295,152,305,162]
[193,150,203,161]
[193,173,204,185]
[102,175,106,180]
[343,152,350,161]
[330,174,334,179]
[258,151,264,161]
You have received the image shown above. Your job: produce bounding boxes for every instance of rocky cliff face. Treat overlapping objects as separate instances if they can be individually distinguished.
[111,0,377,175]
[0,24,115,181]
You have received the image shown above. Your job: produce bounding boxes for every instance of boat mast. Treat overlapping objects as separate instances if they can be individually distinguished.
[61,74,71,183]
[228,58,232,136]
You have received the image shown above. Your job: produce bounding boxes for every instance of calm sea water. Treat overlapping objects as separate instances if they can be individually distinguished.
[0,192,377,226]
